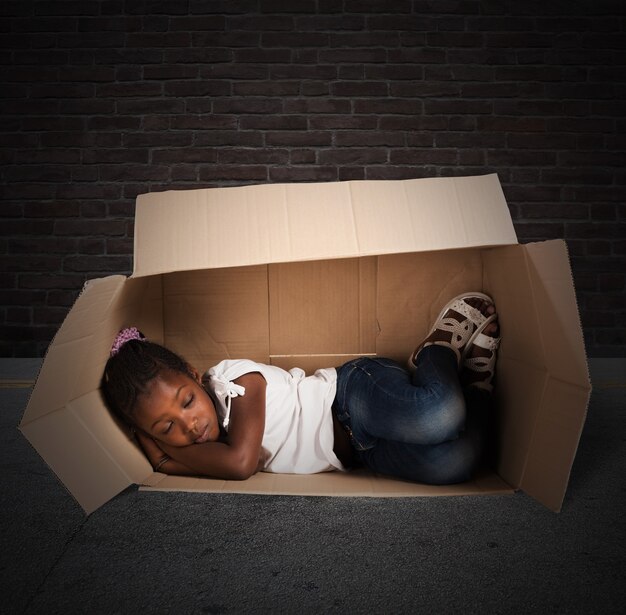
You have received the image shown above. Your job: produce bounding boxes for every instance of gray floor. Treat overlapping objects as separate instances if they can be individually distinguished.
[2,358,625,614]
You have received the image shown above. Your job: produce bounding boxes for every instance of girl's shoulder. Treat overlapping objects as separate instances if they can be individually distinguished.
[206,358,265,382]
[204,359,292,386]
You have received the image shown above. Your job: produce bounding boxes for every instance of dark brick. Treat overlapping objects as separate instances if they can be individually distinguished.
[164,80,231,96]
[390,149,458,165]
[213,98,283,114]
[318,148,388,165]
[152,149,217,164]
[289,149,316,164]
[217,149,289,164]
[309,116,377,130]
[228,15,293,30]
[239,115,308,130]
[265,131,332,146]
[261,32,328,48]
[318,48,387,64]
[331,81,388,97]
[194,131,264,147]
[170,115,238,129]
[269,166,337,182]
[1,3,624,356]
[54,219,127,237]
[199,164,268,182]
[283,99,351,114]
[64,255,131,272]
[233,81,300,96]
[18,274,85,290]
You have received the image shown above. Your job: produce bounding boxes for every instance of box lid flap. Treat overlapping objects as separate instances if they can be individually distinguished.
[133,174,517,277]
[20,390,151,514]
[22,276,128,423]
[20,275,156,513]
[519,240,591,511]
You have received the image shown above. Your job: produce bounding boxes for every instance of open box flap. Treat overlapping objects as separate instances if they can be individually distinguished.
[21,276,128,424]
[20,275,163,513]
[20,390,152,515]
[483,240,590,512]
[518,240,591,511]
[132,174,517,278]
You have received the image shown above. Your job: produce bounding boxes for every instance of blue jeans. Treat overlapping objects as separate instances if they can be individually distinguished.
[333,345,491,484]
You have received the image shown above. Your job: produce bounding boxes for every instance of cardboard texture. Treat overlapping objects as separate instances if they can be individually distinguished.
[19,174,591,514]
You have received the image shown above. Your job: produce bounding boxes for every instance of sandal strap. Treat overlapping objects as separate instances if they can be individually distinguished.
[422,309,481,363]
[471,332,501,352]
[463,335,500,392]
[464,355,496,393]
[447,298,489,327]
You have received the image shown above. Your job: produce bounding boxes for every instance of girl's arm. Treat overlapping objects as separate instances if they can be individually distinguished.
[141,372,267,480]
[136,430,197,476]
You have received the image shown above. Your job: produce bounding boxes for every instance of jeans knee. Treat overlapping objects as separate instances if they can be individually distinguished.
[419,390,466,444]
[425,439,478,485]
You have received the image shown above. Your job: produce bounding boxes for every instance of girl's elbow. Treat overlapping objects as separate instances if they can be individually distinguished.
[229,454,258,480]
[230,466,256,481]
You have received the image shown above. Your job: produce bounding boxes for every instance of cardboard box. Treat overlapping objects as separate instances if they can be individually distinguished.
[19,174,591,513]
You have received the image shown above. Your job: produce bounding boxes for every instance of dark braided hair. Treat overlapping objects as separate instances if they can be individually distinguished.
[101,336,194,427]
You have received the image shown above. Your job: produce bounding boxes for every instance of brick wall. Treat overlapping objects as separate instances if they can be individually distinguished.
[1,0,624,357]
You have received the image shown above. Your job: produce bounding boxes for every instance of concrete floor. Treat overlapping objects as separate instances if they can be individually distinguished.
[1,358,625,614]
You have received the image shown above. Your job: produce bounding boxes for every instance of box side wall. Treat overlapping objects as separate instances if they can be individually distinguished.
[483,241,590,511]
[518,240,591,511]
[524,240,590,387]
[521,379,591,511]
[482,245,548,490]
[375,248,484,364]
[163,248,493,375]
[268,257,378,364]
[161,265,270,371]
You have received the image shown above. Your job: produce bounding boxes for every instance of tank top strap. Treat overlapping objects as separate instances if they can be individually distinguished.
[207,373,246,428]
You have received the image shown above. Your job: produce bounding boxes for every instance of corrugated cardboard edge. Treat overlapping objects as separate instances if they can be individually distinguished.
[139,467,513,498]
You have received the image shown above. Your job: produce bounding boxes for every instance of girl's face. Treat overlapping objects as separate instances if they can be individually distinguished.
[133,368,221,447]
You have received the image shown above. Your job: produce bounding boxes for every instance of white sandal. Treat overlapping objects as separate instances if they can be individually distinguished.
[408,292,496,371]
[463,330,501,393]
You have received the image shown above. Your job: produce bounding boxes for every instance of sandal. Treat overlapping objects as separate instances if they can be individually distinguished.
[408,292,496,371]
[462,328,501,393]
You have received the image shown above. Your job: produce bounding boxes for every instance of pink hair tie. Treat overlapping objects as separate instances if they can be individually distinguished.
[110,327,145,357]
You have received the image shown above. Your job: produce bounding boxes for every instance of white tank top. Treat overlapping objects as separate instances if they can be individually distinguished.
[203,359,345,474]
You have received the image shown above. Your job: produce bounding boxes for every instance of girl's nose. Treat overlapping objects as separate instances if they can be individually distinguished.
[184,416,198,434]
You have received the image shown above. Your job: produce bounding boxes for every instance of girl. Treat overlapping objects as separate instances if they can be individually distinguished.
[101,292,500,485]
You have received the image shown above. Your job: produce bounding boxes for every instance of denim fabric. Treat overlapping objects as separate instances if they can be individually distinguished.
[333,345,491,485]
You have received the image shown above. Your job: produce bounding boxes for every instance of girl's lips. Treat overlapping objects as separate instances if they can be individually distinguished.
[194,424,210,444]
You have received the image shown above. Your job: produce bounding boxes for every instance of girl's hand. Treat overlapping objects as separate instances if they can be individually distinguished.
[136,429,197,475]
[135,430,167,469]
